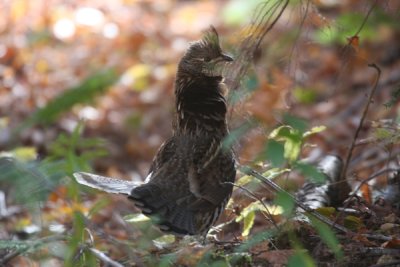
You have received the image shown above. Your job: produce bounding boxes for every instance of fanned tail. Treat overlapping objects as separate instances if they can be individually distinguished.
[73,172,140,195]
[296,155,343,209]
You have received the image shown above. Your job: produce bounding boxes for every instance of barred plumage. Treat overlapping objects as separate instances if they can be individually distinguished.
[296,155,343,210]
[74,26,235,236]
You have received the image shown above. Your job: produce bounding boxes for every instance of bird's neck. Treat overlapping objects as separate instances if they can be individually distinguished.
[173,72,228,138]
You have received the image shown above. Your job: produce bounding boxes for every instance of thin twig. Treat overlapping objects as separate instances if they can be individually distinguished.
[287,0,311,78]
[331,0,378,97]
[83,217,145,267]
[351,149,400,173]
[358,247,400,257]
[354,137,378,146]
[225,0,289,92]
[353,0,378,37]
[239,166,351,234]
[226,182,279,229]
[333,167,398,223]
[349,168,398,200]
[255,0,289,51]
[340,64,382,195]
[0,250,26,266]
[89,248,124,267]
[209,218,237,235]
[239,165,393,242]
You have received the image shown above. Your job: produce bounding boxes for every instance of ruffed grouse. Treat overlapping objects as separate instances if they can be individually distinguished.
[74,26,236,236]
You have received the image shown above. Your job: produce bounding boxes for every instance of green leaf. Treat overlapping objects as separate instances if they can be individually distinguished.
[236,202,259,222]
[242,211,255,237]
[309,216,343,259]
[268,121,324,164]
[344,215,364,231]
[235,230,277,253]
[283,135,302,163]
[294,162,326,184]
[288,250,315,267]
[274,191,295,217]
[269,124,303,163]
[269,125,292,139]
[303,126,326,138]
[293,87,316,104]
[26,69,118,126]
[283,114,308,134]
[236,201,283,231]
[264,140,285,167]
[8,147,37,161]
[152,234,176,249]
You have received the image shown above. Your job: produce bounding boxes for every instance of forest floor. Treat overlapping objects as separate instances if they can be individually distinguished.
[0,1,399,266]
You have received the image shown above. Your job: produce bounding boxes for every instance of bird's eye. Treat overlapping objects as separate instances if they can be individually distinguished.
[204,56,211,62]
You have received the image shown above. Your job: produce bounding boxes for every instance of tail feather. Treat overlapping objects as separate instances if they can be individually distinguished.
[130,184,198,234]
[157,204,196,235]
[75,172,203,235]
[73,172,139,195]
[296,155,343,209]
[130,185,167,210]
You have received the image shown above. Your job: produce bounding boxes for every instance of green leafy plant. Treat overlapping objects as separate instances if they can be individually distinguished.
[0,120,108,266]
[234,115,342,261]
[13,69,117,138]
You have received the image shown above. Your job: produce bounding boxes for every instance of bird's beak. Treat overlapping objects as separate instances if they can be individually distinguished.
[221,53,233,62]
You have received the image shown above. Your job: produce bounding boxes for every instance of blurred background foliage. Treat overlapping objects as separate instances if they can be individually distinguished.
[0,0,399,266]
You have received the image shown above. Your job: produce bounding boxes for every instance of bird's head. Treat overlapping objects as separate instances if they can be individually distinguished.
[178,26,233,79]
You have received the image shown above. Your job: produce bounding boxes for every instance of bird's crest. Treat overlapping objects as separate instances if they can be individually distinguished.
[199,26,220,50]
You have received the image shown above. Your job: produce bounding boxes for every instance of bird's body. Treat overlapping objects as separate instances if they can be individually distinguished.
[74,26,235,236]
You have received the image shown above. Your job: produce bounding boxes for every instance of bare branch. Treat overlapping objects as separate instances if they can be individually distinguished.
[89,248,125,267]
[349,168,398,199]
[353,0,378,38]
[225,181,279,229]
[225,0,290,93]
[239,165,393,242]
[239,166,351,234]
[341,64,381,184]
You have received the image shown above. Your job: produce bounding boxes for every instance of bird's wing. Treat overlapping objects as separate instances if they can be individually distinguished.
[148,138,177,175]
[73,172,140,195]
[190,148,236,207]
[192,137,221,172]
